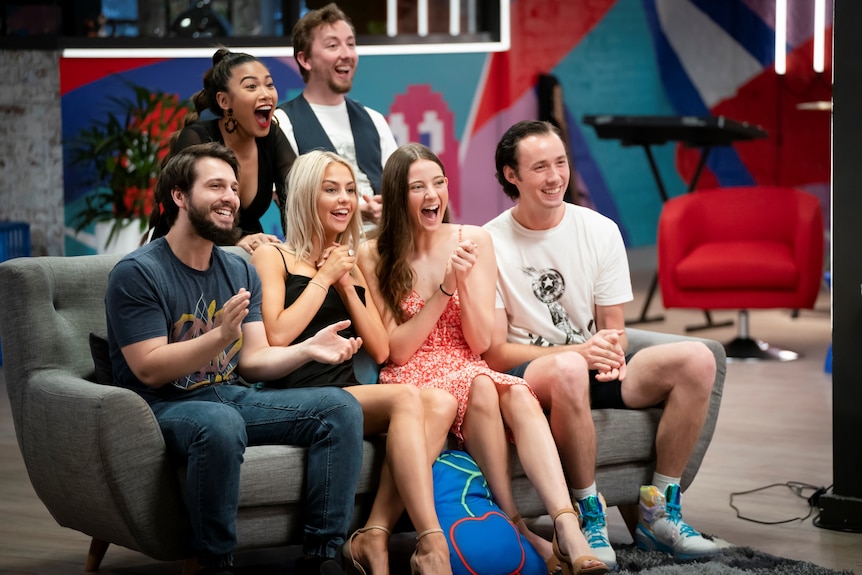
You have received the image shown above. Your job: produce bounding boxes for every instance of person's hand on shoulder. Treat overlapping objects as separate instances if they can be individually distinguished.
[238,232,281,254]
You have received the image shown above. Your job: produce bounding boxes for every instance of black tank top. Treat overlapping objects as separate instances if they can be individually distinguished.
[267,247,363,389]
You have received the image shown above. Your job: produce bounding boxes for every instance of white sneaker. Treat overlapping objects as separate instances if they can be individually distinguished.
[635,484,720,560]
[576,493,618,570]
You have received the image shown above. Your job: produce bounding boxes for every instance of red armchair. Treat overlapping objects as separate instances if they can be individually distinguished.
[658,186,824,360]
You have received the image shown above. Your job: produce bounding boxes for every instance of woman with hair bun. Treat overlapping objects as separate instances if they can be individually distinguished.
[150,48,295,253]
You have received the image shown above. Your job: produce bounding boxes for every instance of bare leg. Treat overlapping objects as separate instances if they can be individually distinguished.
[461,376,553,561]
[522,352,596,489]
[621,342,715,478]
[347,385,457,574]
[498,384,603,569]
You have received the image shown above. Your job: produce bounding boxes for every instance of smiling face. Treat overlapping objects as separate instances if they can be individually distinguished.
[406,159,449,232]
[316,161,358,237]
[505,132,570,215]
[183,156,241,245]
[216,61,277,138]
[301,20,357,95]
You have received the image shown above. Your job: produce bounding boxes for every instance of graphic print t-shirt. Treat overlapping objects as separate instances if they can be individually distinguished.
[484,203,633,347]
[106,238,262,403]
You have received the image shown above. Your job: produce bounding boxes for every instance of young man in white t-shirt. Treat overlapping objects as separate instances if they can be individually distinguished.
[273,3,397,227]
[482,121,720,568]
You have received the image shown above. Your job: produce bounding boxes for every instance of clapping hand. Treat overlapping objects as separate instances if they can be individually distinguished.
[360,194,383,225]
[219,288,251,343]
[314,243,356,289]
[306,320,362,365]
[449,239,479,283]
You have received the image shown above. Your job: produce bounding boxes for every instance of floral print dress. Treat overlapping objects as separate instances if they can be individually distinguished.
[378,289,536,441]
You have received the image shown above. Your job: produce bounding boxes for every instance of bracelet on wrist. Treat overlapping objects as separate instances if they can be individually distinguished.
[308,280,328,292]
[439,283,454,297]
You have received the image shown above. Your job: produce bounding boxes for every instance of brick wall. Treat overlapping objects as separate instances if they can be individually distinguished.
[0,50,63,257]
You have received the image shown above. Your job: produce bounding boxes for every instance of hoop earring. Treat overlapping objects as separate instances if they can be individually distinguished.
[224,108,238,134]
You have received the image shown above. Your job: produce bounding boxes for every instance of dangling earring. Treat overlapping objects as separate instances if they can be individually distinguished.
[224,108,238,134]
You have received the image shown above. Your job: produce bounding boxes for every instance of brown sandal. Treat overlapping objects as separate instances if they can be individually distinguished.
[342,525,391,575]
[551,509,609,575]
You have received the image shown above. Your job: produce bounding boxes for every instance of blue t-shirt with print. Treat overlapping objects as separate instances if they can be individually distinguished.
[105,238,262,404]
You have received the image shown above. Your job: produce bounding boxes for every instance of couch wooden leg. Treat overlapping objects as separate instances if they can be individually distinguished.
[84,538,110,571]
[182,557,200,575]
[618,503,640,539]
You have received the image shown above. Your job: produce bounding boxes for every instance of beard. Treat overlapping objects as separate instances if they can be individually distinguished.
[187,199,242,246]
[328,76,352,95]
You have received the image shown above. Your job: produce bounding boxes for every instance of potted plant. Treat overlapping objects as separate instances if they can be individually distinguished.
[70,80,191,251]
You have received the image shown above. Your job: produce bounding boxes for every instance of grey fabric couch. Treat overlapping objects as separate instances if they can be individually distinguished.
[0,251,725,572]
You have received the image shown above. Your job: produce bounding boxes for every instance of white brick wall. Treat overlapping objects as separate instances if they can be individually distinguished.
[0,50,63,256]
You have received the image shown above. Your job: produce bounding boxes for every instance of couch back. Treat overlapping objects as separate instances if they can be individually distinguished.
[0,254,122,445]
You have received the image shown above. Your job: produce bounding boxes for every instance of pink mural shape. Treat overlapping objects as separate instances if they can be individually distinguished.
[389,84,462,220]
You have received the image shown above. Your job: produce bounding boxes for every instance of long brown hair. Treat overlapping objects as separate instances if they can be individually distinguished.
[375,143,450,323]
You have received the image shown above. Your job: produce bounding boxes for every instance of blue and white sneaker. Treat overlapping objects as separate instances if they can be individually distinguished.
[635,484,719,560]
[576,493,618,570]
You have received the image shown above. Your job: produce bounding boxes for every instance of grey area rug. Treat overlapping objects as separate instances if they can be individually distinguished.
[612,544,854,575]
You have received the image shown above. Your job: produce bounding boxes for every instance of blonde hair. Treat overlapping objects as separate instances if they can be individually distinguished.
[283,150,363,263]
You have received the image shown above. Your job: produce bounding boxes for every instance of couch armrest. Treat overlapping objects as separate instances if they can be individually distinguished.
[21,369,191,560]
[625,328,726,491]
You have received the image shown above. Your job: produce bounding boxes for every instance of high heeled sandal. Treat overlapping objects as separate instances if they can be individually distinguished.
[342,525,391,575]
[409,528,446,575]
[511,513,561,574]
[551,509,609,575]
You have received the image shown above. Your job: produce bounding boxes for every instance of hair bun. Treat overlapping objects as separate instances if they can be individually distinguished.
[212,47,232,66]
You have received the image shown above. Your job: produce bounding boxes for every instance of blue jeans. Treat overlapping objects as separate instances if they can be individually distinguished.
[149,383,363,565]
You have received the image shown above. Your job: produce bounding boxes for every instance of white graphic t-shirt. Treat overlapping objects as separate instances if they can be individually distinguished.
[484,203,633,347]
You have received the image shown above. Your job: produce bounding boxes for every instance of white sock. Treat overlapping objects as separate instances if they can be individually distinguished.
[572,481,598,502]
[652,472,681,495]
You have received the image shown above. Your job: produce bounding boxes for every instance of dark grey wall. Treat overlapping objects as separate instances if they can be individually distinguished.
[830,0,862,505]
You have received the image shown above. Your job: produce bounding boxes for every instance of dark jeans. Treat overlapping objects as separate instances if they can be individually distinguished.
[150,384,364,563]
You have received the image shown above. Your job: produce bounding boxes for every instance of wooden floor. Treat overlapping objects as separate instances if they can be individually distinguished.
[1,252,859,574]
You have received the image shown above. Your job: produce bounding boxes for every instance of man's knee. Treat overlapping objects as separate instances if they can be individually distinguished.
[188,407,247,456]
[526,352,590,403]
[678,342,716,397]
[319,388,364,436]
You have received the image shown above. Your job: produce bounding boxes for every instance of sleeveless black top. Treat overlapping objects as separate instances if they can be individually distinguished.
[267,247,363,389]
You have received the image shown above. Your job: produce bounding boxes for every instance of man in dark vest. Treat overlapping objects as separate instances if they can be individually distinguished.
[275,3,397,226]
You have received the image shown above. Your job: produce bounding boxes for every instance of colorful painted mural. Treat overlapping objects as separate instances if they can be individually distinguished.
[61,0,832,255]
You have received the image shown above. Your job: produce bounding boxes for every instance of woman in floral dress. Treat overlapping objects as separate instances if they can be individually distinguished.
[358,143,608,575]
[253,150,454,575]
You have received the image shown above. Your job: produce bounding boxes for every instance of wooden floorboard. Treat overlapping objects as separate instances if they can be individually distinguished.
[1,251,859,574]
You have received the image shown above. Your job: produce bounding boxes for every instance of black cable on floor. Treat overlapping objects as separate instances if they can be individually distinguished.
[729,481,829,525]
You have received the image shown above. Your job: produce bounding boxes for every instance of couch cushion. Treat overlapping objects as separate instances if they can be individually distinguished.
[89,332,115,386]
[236,436,386,507]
